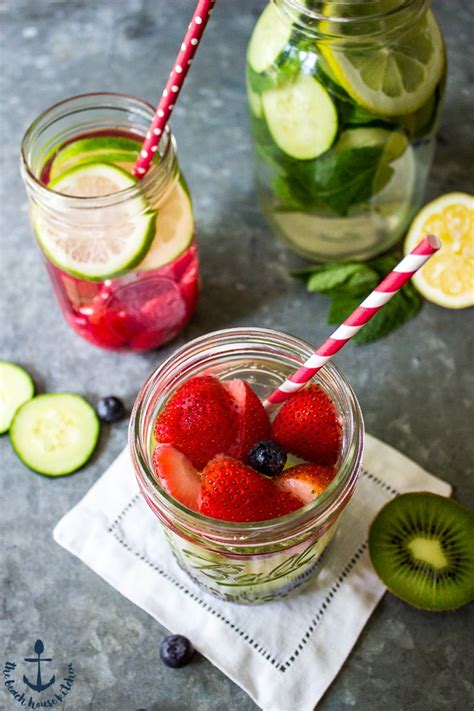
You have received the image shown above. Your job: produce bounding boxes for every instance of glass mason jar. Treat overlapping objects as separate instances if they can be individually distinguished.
[130,327,364,604]
[20,93,199,351]
[246,1,446,262]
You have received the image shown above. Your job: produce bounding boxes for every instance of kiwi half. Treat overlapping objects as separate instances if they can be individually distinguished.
[369,492,474,611]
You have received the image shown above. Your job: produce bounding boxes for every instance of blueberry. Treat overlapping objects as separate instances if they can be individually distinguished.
[160,634,194,668]
[97,396,126,423]
[247,439,287,476]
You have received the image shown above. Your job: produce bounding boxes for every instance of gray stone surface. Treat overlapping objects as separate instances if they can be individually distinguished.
[1,1,473,709]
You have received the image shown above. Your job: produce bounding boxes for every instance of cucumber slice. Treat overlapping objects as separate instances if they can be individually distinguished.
[247,3,292,74]
[0,362,35,434]
[49,136,141,181]
[247,86,263,118]
[262,74,338,159]
[136,181,194,272]
[10,394,100,476]
[336,127,408,161]
[36,162,156,281]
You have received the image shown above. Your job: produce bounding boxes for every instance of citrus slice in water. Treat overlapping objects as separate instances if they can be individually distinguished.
[49,135,141,181]
[36,162,156,281]
[137,181,194,271]
[404,193,474,309]
[320,10,445,116]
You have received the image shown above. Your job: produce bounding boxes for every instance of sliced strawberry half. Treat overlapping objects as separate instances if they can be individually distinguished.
[153,375,239,470]
[271,384,342,465]
[224,379,271,460]
[199,455,302,522]
[152,444,201,511]
[276,463,337,504]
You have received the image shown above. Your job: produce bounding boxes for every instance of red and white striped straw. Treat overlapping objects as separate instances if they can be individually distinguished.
[133,0,216,178]
[264,235,441,411]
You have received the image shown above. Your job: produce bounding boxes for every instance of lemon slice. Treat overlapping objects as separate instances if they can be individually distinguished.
[136,181,194,271]
[35,162,156,281]
[320,10,445,116]
[404,193,474,309]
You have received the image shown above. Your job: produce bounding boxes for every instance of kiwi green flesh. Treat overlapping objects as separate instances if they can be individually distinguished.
[369,493,474,611]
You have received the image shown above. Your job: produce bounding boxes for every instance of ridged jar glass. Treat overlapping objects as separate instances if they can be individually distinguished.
[247,0,446,261]
[130,327,364,604]
[20,93,199,351]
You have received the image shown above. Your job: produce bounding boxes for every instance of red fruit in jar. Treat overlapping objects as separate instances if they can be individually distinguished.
[276,463,336,504]
[199,455,302,522]
[224,380,271,460]
[271,384,341,465]
[154,376,239,470]
[152,444,201,511]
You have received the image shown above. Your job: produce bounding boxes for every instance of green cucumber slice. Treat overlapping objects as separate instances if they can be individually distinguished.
[0,362,35,434]
[262,74,338,159]
[247,3,292,74]
[36,162,156,281]
[336,127,408,160]
[10,394,100,476]
[49,136,141,181]
[247,86,263,118]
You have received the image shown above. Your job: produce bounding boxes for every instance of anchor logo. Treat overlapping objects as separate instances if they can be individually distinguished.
[23,639,56,693]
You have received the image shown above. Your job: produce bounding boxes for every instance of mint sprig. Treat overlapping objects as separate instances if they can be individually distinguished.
[294,256,423,344]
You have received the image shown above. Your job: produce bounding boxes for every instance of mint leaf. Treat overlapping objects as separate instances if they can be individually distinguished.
[296,256,424,344]
[327,289,422,344]
[306,146,386,215]
[269,145,387,216]
[294,262,379,296]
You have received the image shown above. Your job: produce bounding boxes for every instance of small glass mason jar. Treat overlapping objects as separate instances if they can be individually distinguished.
[20,93,199,351]
[130,327,364,604]
[246,1,446,262]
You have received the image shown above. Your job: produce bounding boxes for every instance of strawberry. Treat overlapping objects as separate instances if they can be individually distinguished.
[224,379,271,459]
[271,384,341,465]
[153,376,239,470]
[199,456,302,522]
[152,444,201,511]
[276,463,336,504]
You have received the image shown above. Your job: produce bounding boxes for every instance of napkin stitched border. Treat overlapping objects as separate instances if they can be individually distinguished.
[107,467,397,673]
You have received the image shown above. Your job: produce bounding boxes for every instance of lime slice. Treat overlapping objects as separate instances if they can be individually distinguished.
[49,135,141,181]
[136,181,194,272]
[320,10,445,115]
[36,163,156,281]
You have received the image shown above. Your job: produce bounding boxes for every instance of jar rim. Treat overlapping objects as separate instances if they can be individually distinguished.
[274,0,427,41]
[129,327,364,546]
[20,91,176,209]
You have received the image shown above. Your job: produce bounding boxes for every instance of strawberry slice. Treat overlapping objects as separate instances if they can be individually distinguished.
[271,384,342,465]
[224,380,271,460]
[199,455,302,522]
[152,444,201,511]
[276,463,336,504]
[154,376,239,470]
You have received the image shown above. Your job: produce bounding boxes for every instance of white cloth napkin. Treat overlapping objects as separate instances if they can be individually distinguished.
[54,434,451,711]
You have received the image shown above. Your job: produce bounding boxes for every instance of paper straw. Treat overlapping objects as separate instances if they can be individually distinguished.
[133,0,216,178]
[264,235,441,410]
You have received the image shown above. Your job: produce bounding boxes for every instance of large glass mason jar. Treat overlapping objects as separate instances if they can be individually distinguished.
[130,328,364,604]
[246,1,446,261]
[21,93,198,351]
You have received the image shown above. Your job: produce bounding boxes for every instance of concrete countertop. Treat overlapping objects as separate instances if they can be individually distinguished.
[1,1,472,709]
